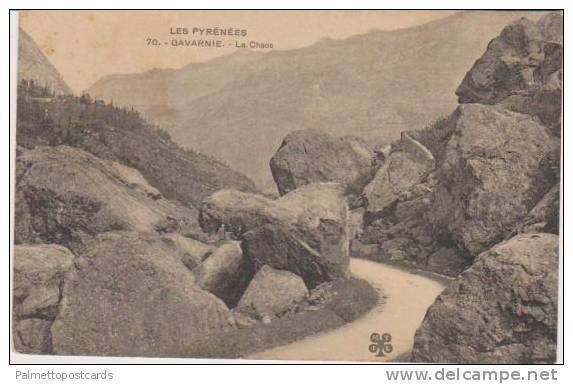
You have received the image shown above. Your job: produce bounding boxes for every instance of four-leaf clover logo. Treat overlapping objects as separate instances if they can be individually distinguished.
[369,332,393,357]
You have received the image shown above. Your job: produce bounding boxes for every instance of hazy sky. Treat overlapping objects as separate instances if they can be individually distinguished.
[19,10,457,93]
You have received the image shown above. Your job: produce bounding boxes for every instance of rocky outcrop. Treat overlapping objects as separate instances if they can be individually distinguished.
[412,233,559,363]
[51,231,232,357]
[390,14,564,364]
[15,146,201,248]
[355,13,562,277]
[200,183,350,288]
[456,12,563,135]
[270,129,374,195]
[356,175,468,276]
[192,242,254,307]
[294,14,562,283]
[235,265,308,320]
[13,244,74,354]
[363,133,435,216]
[432,104,559,256]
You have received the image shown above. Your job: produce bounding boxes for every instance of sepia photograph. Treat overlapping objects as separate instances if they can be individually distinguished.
[8,7,563,367]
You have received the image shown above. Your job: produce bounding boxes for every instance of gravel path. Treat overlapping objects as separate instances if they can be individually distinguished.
[249,258,447,362]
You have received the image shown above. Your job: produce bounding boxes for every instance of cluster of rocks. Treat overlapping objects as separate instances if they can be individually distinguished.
[411,13,561,364]
[266,12,561,363]
[13,146,229,356]
[456,12,562,136]
[200,183,350,287]
[13,11,561,363]
[270,124,471,275]
[14,144,352,356]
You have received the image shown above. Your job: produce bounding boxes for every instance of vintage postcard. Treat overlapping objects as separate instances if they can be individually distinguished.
[11,10,562,364]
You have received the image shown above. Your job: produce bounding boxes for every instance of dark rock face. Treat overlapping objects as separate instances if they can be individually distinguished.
[13,244,74,354]
[270,129,374,196]
[192,242,254,307]
[200,183,350,288]
[235,265,308,320]
[412,233,558,363]
[432,104,559,256]
[242,220,348,289]
[354,132,466,276]
[15,146,201,248]
[357,175,468,276]
[521,184,560,235]
[456,12,562,135]
[240,184,350,288]
[51,231,232,357]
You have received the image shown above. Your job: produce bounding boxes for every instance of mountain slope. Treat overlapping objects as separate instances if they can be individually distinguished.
[18,28,72,94]
[87,11,541,189]
[17,81,257,209]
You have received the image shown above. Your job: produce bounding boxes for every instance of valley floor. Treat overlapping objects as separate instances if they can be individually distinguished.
[248,258,447,362]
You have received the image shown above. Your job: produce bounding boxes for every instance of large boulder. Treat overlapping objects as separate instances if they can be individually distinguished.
[13,244,74,354]
[51,231,232,357]
[235,265,308,320]
[412,233,559,363]
[432,104,559,256]
[198,189,272,237]
[270,129,374,196]
[241,183,350,288]
[15,146,200,248]
[192,242,254,307]
[200,183,351,288]
[456,12,562,135]
[363,133,435,216]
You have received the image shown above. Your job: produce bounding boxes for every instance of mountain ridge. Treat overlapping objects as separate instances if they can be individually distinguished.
[17,29,258,208]
[87,11,544,190]
[18,28,72,94]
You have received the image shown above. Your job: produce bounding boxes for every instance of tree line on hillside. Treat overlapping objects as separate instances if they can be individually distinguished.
[16,80,257,207]
[17,79,245,170]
